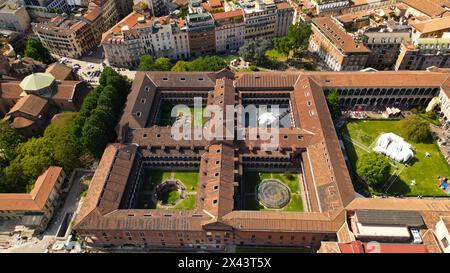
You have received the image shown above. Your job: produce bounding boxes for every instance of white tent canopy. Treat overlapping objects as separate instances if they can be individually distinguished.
[373,133,414,163]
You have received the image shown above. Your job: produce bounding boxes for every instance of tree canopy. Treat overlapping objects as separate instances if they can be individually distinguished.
[1,112,81,193]
[0,121,24,165]
[273,36,294,57]
[138,55,173,71]
[357,152,391,190]
[326,90,340,119]
[70,67,131,158]
[239,38,272,64]
[400,115,432,143]
[24,38,54,64]
[171,56,228,72]
[287,22,312,50]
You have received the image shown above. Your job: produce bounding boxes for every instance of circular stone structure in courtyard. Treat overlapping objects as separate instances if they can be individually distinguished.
[257,180,291,209]
[155,180,182,205]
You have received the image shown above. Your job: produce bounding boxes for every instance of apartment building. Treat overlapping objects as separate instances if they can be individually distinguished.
[87,0,119,37]
[242,0,277,41]
[363,25,411,70]
[0,167,66,232]
[395,17,450,70]
[213,9,244,53]
[309,17,370,71]
[139,0,168,17]
[32,0,119,58]
[310,0,349,15]
[274,1,293,37]
[21,0,70,13]
[102,11,189,68]
[32,16,97,58]
[0,0,31,32]
[112,0,133,18]
[186,6,216,58]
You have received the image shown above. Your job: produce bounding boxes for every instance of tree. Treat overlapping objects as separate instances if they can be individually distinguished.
[81,119,109,159]
[239,38,272,64]
[273,36,294,57]
[326,90,340,119]
[188,56,228,71]
[138,55,156,71]
[287,23,312,51]
[177,4,188,19]
[24,38,54,64]
[357,152,391,190]
[0,122,24,165]
[74,66,131,158]
[43,112,81,173]
[139,56,173,71]
[400,115,432,143]
[171,61,190,72]
[154,57,173,71]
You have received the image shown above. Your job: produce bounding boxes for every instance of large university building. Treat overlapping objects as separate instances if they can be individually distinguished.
[74,69,450,251]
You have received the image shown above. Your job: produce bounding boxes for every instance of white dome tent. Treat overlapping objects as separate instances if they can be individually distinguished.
[373,133,415,163]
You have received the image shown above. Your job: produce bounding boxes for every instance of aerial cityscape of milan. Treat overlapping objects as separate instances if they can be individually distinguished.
[1,0,450,257]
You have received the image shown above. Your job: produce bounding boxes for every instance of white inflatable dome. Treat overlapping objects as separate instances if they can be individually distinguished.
[258,112,277,126]
[373,133,414,163]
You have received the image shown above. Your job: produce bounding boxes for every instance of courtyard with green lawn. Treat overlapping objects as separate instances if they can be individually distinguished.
[242,172,304,211]
[157,101,206,128]
[136,170,199,210]
[343,119,450,197]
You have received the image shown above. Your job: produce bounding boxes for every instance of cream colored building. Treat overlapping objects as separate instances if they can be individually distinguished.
[32,0,119,58]
[102,12,190,69]
[243,0,277,41]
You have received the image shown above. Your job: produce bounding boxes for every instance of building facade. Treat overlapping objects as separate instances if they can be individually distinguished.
[274,1,293,37]
[363,25,411,70]
[102,11,190,68]
[309,17,370,71]
[186,7,216,58]
[213,10,244,53]
[242,0,277,41]
[32,0,119,58]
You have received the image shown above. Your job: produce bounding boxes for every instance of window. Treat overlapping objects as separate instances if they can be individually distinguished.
[136,111,142,117]
[213,199,218,205]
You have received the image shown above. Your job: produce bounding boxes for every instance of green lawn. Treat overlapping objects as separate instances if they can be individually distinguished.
[136,170,199,210]
[173,171,199,191]
[242,172,303,211]
[265,49,288,62]
[172,195,197,210]
[158,102,205,127]
[343,119,450,196]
